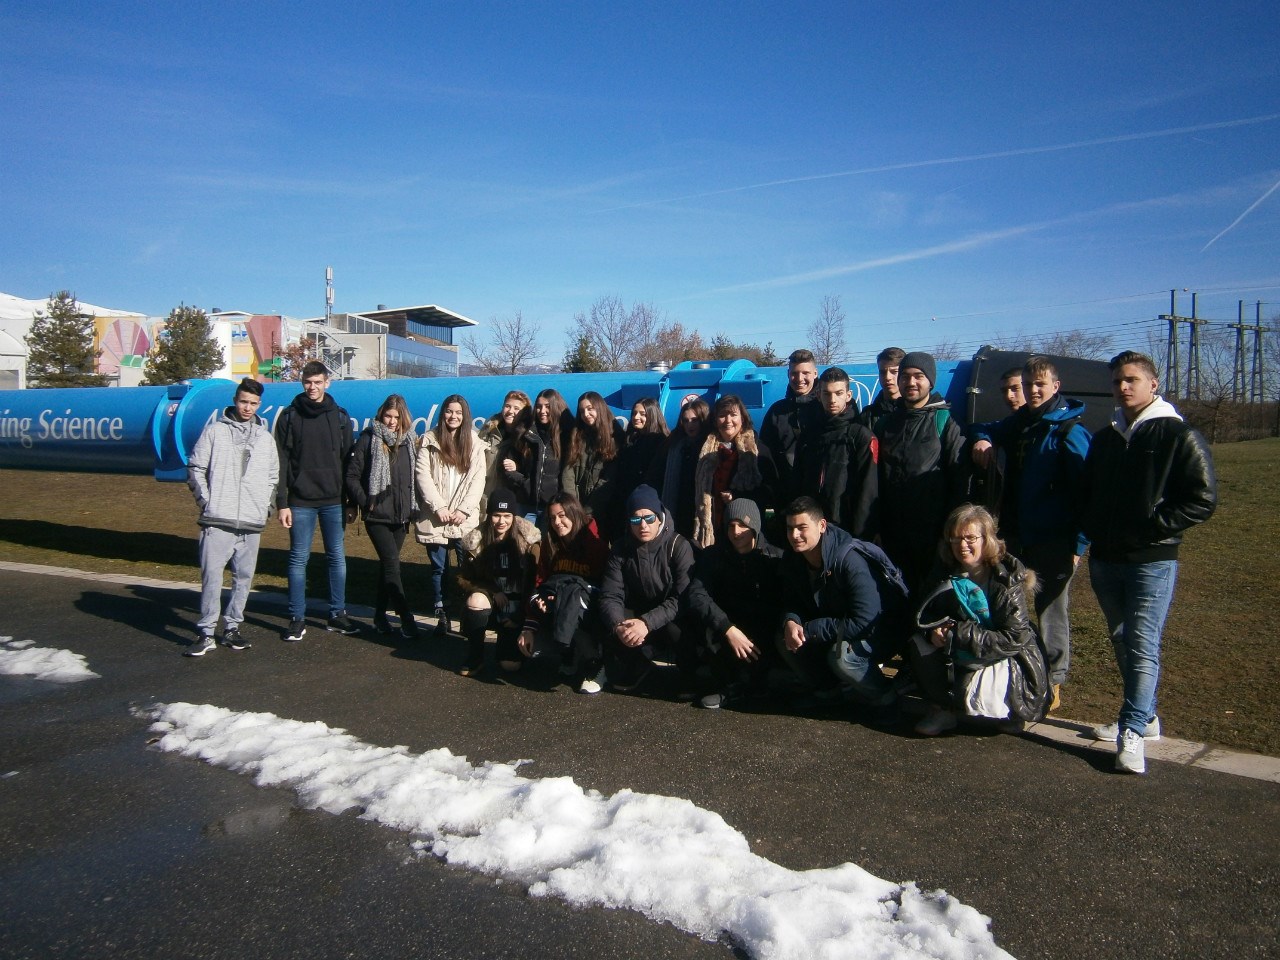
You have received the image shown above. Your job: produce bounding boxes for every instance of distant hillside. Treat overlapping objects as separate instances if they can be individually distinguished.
[458,362,562,377]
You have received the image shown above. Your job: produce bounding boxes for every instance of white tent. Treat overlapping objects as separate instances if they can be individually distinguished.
[0,292,146,390]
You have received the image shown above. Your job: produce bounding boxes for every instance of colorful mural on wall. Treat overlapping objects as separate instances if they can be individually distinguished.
[92,313,283,381]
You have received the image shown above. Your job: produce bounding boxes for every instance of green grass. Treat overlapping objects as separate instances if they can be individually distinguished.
[2,438,1278,754]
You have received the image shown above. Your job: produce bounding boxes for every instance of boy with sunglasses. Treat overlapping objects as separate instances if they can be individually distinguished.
[598,485,696,695]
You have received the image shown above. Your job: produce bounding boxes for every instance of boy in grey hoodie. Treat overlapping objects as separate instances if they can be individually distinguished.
[185,378,280,655]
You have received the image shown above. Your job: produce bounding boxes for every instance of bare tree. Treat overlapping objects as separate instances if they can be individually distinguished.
[1036,329,1113,360]
[808,294,847,364]
[929,337,964,361]
[569,296,667,371]
[569,295,631,371]
[463,310,543,375]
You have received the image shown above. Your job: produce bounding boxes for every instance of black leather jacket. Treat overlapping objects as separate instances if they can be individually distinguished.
[1081,411,1217,563]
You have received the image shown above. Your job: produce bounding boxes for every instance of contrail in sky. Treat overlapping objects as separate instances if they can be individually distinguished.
[602,113,1280,212]
[698,189,1213,295]
[1201,175,1280,251]
[706,223,1048,294]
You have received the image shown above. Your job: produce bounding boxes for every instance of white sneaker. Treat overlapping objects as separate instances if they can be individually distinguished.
[184,635,216,657]
[914,707,958,736]
[1115,729,1147,774]
[1092,717,1161,742]
[578,677,602,695]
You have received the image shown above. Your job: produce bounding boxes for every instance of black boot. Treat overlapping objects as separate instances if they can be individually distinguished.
[459,607,489,677]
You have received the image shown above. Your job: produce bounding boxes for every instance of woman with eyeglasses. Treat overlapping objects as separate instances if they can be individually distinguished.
[415,393,487,636]
[516,492,610,692]
[909,504,1050,735]
[344,394,420,637]
[692,394,778,549]
[560,391,624,522]
[597,484,697,696]
[504,388,570,521]
[647,397,708,539]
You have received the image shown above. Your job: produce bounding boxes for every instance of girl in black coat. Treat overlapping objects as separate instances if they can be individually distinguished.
[345,394,419,637]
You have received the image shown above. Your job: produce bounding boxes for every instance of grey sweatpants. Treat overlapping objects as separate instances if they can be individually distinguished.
[198,526,262,634]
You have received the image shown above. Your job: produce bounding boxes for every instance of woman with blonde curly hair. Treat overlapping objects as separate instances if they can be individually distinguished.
[910,504,1050,735]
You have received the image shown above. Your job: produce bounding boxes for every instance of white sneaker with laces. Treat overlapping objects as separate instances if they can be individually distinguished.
[1115,729,1147,774]
[1092,717,1161,742]
[184,635,216,657]
[578,677,602,695]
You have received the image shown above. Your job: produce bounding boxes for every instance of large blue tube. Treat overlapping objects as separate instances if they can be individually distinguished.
[0,358,969,480]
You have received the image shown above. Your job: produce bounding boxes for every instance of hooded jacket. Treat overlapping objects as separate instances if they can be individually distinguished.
[1081,397,1217,563]
[456,515,541,602]
[794,405,879,540]
[874,394,966,551]
[969,394,1091,553]
[781,522,884,650]
[274,393,354,508]
[685,534,784,638]
[599,509,695,633]
[760,388,824,499]
[913,555,1049,722]
[855,389,897,430]
[187,409,280,534]
[692,429,776,549]
[560,427,621,519]
[414,430,487,544]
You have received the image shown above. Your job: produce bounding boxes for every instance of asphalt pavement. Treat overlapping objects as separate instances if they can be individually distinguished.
[0,567,1276,960]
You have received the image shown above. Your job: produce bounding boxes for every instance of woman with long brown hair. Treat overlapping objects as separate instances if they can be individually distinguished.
[561,391,623,520]
[614,397,669,527]
[504,388,570,520]
[345,394,420,637]
[415,393,487,635]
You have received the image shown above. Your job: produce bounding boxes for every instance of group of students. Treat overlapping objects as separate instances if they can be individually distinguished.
[186,347,1217,775]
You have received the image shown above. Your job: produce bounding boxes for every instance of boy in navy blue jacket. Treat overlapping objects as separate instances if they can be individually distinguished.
[969,356,1090,710]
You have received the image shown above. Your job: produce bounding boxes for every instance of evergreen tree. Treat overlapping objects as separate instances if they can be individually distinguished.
[142,304,224,385]
[24,291,109,388]
[561,333,606,373]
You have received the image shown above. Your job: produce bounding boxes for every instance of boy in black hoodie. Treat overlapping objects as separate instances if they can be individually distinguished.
[275,361,357,642]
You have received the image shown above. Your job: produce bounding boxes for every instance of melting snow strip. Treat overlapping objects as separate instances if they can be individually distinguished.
[146,701,1014,960]
[0,636,100,683]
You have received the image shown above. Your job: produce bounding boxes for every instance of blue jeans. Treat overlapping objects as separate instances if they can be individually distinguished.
[1088,557,1178,737]
[287,504,347,619]
[426,539,465,610]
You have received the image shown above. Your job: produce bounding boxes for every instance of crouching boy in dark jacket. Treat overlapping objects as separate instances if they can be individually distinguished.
[685,498,785,708]
[598,485,697,695]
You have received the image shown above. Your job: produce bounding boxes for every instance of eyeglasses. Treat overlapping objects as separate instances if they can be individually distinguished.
[947,534,982,545]
[628,513,660,526]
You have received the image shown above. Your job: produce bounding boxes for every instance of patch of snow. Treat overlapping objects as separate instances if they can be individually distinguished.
[0,637,100,683]
[147,701,1013,960]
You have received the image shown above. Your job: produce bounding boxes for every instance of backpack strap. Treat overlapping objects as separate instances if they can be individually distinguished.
[934,408,951,438]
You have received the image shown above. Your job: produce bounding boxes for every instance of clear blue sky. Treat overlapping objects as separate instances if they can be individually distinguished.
[2,1,1277,362]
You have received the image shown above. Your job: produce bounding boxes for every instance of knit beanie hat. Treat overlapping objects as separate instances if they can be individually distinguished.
[487,488,518,515]
[899,351,937,389]
[625,484,663,518]
[724,498,762,537]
